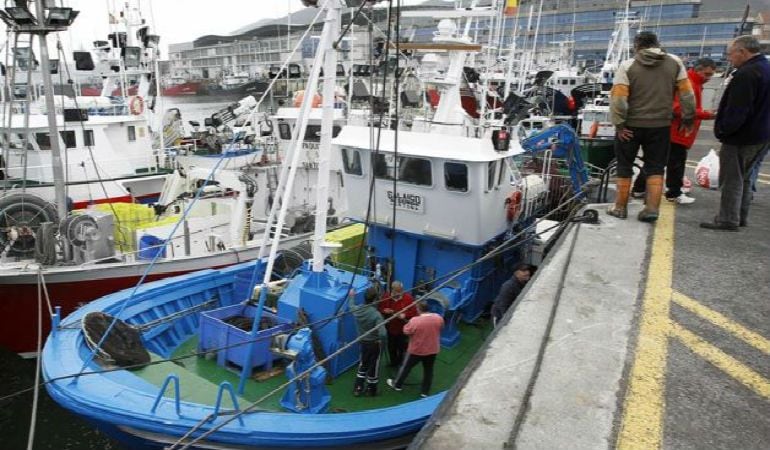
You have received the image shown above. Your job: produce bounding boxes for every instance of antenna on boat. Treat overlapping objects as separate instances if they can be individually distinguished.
[0,1,80,227]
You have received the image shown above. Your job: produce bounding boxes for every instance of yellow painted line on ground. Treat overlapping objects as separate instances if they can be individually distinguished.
[672,291,770,356]
[670,322,770,400]
[616,201,676,450]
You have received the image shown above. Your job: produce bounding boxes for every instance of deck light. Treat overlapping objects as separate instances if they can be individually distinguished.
[45,7,79,27]
[5,6,36,25]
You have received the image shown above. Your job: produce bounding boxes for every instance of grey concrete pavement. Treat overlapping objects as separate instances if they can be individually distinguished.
[412,134,770,450]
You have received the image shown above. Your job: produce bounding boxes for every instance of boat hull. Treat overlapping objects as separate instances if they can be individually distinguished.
[162,81,204,97]
[42,260,443,449]
[1,235,308,354]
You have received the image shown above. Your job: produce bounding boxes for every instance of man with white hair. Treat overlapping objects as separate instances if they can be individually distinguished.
[701,35,770,231]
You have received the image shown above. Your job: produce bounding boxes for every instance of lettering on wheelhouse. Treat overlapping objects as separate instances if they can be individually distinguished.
[386,191,424,213]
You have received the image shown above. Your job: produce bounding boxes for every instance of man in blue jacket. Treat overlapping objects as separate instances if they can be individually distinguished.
[701,36,770,231]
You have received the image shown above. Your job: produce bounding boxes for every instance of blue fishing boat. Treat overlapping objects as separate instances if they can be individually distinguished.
[42,2,589,448]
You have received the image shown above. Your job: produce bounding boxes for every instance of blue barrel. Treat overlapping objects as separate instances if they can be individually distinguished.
[137,234,166,260]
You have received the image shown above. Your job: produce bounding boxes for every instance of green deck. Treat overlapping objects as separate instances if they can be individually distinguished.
[136,320,492,413]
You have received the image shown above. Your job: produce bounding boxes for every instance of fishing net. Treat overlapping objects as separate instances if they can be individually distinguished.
[82,312,150,368]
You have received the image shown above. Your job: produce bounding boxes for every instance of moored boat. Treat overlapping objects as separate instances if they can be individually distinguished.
[42,2,591,448]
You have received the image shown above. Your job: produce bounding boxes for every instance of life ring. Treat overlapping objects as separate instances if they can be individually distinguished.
[129,95,145,115]
[505,190,523,222]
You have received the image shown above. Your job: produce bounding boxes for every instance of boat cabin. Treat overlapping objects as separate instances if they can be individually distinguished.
[2,101,158,184]
[334,125,523,247]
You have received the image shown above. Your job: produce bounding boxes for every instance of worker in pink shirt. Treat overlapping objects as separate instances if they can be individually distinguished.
[386,301,444,398]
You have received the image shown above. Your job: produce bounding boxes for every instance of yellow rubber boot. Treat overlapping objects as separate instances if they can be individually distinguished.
[607,177,631,219]
[638,175,664,222]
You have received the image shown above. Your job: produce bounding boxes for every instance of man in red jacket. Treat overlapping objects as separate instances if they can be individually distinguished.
[632,58,717,203]
[378,280,417,367]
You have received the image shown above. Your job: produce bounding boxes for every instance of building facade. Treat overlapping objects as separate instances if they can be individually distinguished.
[166,0,769,82]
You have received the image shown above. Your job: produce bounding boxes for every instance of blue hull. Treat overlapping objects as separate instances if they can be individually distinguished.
[42,261,445,449]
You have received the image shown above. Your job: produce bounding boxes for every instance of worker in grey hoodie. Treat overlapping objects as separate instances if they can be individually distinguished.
[348,286,386,396]
[608,31,696,222]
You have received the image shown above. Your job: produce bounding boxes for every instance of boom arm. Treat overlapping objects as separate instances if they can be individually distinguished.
[520,124,589,197]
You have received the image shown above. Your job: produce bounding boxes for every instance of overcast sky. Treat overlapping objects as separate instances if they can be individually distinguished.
[66,0,307,56]
[60,0,429,57]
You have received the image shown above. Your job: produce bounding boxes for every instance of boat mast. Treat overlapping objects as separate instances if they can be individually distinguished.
[31,0,72,222]
[310,1,340,272]
[257,0,338,282]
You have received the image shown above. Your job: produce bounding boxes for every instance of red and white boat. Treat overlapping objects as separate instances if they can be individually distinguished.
[161,77,204,96]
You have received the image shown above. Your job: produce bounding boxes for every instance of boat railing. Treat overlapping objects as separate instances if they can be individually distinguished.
[5,154,167,179]
[211,381,244,425]
[150,373,181,416]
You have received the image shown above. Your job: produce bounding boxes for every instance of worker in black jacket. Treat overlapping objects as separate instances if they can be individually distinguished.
[701,35,770,231]
[491,263,536,327]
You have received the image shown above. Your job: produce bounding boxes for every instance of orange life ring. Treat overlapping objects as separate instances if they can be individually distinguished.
[505,190,523,222]
[129,96,145,115]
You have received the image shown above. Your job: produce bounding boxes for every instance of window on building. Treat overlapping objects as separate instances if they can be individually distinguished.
[444,162,468,192]
[35,132,51,150]
[374,154,432,186]
[83,129,95,147]
[342,148,363,176]
[127,125,136,142]
[60,130,76,148]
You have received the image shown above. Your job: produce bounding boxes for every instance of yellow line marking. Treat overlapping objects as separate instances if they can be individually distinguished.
[670,322,770,400]
[616,201,676,450]
[672,291,770,356]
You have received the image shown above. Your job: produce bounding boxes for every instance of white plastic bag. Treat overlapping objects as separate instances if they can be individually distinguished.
[695,149,719,190]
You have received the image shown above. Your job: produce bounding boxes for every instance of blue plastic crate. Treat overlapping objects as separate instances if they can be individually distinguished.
[199,304,293,372]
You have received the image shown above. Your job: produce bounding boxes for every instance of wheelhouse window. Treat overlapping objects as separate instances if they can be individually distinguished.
[444,162,468,192]
[341,148,363,175]
[127,125,136,142]
[497,159,506,186]
[60,130,76,149]
[35,132,51,150]
[278,122,291,140]
[374,154,432,186]
[83,129,95,147]
[303,125,341,142]
[487,161,497,190]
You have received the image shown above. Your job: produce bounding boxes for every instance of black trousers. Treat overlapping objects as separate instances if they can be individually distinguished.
[387,333,408,367]
[633,142,688,198]
[615,126,670,178]
[354,341,382,393]
[393,353,436,396]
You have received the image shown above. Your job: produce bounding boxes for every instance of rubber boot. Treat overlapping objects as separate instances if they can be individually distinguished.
[607,177,631,219]
[638,175,664,222]
[366,383,378,397]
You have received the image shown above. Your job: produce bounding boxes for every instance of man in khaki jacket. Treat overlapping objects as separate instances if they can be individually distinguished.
[607,31,696,222]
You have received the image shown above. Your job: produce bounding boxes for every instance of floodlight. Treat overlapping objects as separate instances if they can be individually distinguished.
[5,6,36,25]
[144,34,160,49]
[45,7,79,27]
